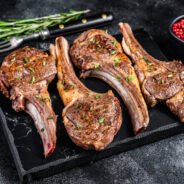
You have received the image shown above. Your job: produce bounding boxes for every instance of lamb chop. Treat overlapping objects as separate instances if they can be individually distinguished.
[53,36,122,150]
[119,22,184,122]
[70,29,149,134]
[0,46,57,157]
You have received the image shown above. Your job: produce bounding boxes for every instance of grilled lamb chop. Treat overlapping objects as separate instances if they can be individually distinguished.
[119,22,184,122]
[54,36,122,150]
[70,29,149,134]
[0,46,57,157]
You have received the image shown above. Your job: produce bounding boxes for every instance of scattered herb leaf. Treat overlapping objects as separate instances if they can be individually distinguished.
[111,50,117,55]
[11,56,16,62]
[75,123,82,130]
[30,76,35,84]
[25,47,31,51]
[116,76,122,81]
[61,79,65,85]
[89,37,94,43]
[98,117,105,124]
[74,103,79,109]
[16,76,21,80]
[23,57,29,63]
[29,67,35,73]
[167,74,173,78]
[42,60,46,66]
[47,116,54,120]
[160,79,165,84]
[16,68,20,72]
[111,39,117,46]
[147,69,154,73]
[94,63,100,69]
[114,57,121,65]
[126,74,135,82]
[95,94,101,99]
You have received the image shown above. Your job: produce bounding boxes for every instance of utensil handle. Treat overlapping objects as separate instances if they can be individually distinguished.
[48,12,113,37]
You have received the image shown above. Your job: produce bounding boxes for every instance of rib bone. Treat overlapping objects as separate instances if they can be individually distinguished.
[55,36,122,150]
[70,29,149,134]
[119,22,184,122]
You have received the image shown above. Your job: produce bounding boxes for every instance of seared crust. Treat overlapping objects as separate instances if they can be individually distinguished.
[2,46,56,85]
[63,94,122,150]
[70,29,149,134]
[119,22,184,122]
[0,46,57,157]
[55,36,122,150]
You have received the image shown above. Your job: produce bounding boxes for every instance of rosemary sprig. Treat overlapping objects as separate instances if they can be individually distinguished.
[0,9,90,40]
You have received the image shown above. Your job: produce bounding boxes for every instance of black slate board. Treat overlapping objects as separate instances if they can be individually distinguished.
[0,29,183,183]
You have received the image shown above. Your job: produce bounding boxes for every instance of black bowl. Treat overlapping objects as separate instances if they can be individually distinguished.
[169,15,184,60]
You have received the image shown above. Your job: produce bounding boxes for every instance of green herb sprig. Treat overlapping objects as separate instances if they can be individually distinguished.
[0,9,90,40]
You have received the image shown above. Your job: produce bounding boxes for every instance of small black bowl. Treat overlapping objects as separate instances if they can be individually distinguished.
[169,15,184,60]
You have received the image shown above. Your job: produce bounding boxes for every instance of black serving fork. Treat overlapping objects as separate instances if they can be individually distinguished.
[0,12,113,53]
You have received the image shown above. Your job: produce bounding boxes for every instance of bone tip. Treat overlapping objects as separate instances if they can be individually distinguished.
[119,22,131,31]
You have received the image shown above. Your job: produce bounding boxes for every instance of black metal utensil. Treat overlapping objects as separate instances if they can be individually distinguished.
[0,12,113,53]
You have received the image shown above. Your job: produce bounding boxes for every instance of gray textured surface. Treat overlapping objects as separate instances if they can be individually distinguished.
[0,0,184,183]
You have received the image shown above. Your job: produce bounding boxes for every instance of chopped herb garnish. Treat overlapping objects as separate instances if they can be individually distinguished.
[89,37,94,43]
[23,57,29,63]
[16,68,20,72]
[41,128,45,132]
[95,94,101,99]
[11,56,16,62]
[74,103,79,109]
[61,79,65,85]
[126,74,135,82]
[85,91,90,96]
[35,95,40,99]
[30,76,35,84]
[35,95,49,103]
[116,76,122,81]
[96,47,101,52]
[26,47,31,51]
[16,76,21,80]
[42,60,46,66]
[82,112,86,119]
[114,57,121,65]
[146,62,152,66]
[142,56,152,66]
[111,50,117,55]
[167,74,173,78]
[75,123,82,130]
[29,67,35,73]
[94,63,100,69]
[41,98,50,103]
[69,84,75,90]
[47,116,54,120]
[98,117,105,124]
[102,109,108,113]
[160,79,165,84]
[111,39,117,46]
[147,69,154,73]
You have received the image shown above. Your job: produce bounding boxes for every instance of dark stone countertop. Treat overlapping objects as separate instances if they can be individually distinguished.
[0,0,184,183]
